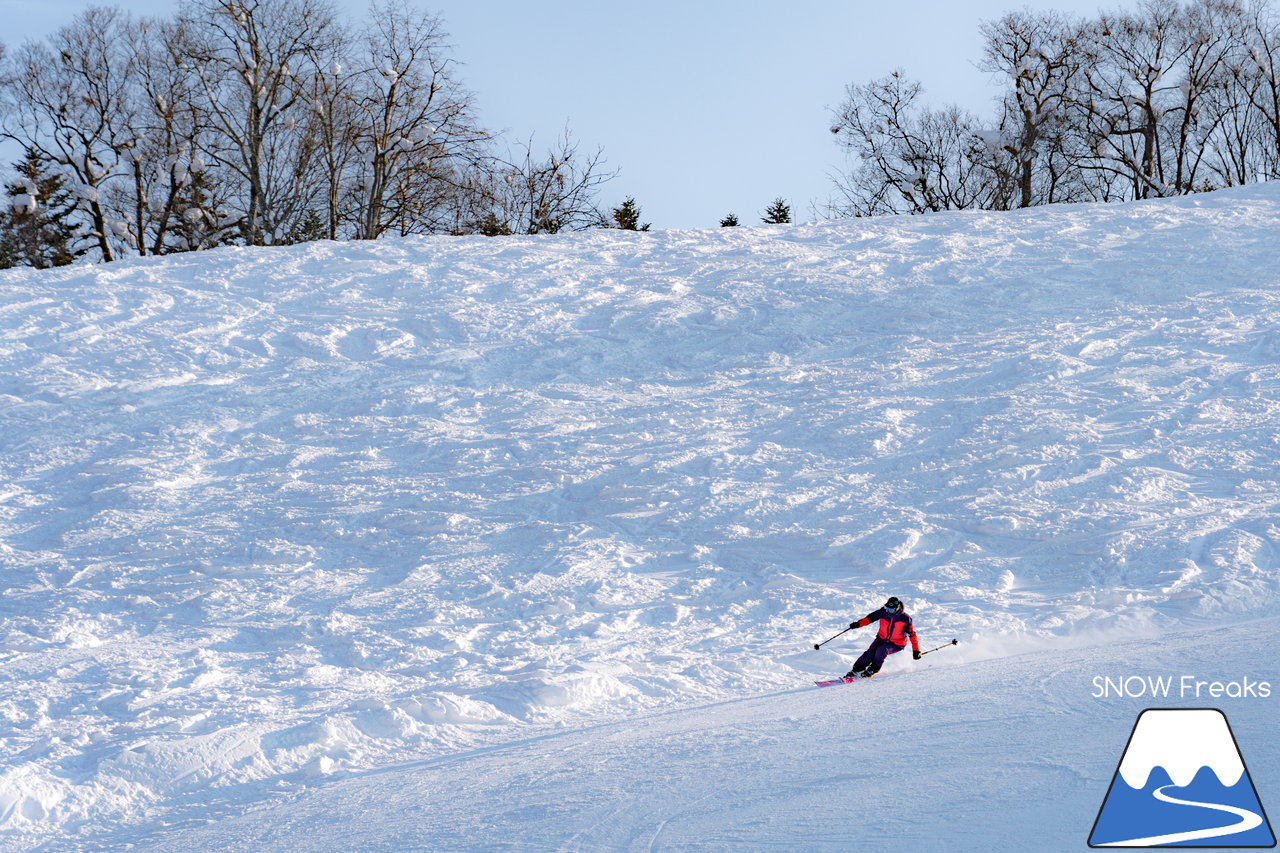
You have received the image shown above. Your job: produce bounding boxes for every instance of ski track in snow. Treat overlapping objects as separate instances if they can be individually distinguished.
[1,186,1279,848]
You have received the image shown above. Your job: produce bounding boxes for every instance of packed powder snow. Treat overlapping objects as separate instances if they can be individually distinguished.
[1,185,1279,849]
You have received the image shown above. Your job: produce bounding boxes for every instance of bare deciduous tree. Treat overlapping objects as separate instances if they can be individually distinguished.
[980,9,1088,207]
[301,46,358,240]
[1246,1,1280,178]
[178,0,341,245]
[111,16,237,255]
[467,131,614,235]
[347,0,487,239]
[831,72,993,215]
[0,7,138,261]
[1074,0,1188,199]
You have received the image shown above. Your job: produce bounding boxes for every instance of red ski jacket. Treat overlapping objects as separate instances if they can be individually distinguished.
[854,607,920,652]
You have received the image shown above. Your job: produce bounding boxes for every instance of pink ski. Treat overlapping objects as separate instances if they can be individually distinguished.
[814,675,868,686]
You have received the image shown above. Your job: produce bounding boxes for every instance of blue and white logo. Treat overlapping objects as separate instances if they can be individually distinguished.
[1090,708,1275,848]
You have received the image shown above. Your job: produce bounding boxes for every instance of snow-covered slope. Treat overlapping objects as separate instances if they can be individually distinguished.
[81,620,1280,852]
[2,185,1279,849]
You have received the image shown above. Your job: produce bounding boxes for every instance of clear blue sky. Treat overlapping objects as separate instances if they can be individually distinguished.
[2,0,1125,229]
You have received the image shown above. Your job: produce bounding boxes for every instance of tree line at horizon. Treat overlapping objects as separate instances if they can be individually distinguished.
[832,0,1280,215]
[0,0,633,268]
[4,0,1280,268]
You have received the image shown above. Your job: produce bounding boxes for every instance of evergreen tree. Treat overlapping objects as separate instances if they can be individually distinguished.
[166,167,233,254]
[611,196,650,231]
[0,148,87,269]
[720,213,739,227]
[285,210,327,245]
[476,211,513,237]
[761,197,791,224]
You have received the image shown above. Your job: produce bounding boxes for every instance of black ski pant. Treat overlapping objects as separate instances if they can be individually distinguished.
[852,637,904,675]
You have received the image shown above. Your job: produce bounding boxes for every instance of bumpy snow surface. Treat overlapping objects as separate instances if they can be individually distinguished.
[2,186,1279,850]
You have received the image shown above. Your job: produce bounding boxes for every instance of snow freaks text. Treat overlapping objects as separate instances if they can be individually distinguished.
[1092,675,1272,700]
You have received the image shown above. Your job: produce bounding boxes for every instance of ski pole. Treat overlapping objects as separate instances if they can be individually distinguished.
[813,625,854,650]
[919,638,959,657]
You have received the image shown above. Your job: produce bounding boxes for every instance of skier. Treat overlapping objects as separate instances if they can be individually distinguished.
[842,596,921,679]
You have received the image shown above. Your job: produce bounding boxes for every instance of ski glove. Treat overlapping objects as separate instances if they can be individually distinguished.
[912,650,922,660]
[849,622,858,630]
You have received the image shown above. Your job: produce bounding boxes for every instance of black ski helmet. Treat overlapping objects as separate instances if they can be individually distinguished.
[884,596,903,613]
